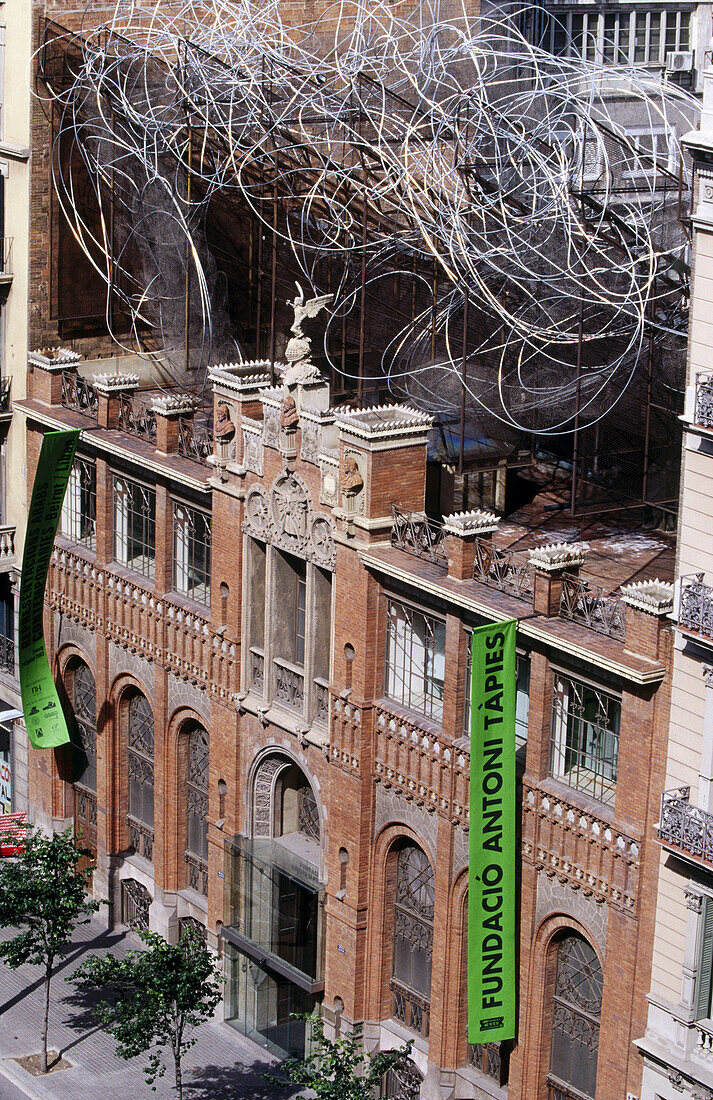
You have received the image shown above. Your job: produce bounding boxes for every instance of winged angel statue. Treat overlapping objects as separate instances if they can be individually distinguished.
[282,282,333,385]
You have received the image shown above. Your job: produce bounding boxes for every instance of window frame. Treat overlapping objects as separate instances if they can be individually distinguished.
[60,457,97,551]
[384,598,446,723]
[464,632,530,747]
[172,499,212,607]
[528,7,692,67]
[549,671,621,807]
[113,474,156,580]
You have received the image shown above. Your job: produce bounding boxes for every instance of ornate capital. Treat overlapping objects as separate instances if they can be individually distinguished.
[703,664,713,687]
[685,888,704,913]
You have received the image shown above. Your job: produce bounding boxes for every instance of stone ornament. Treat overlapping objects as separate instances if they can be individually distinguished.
[280,394,299,428]
[243,472,336,570]
[215,402,235,441]
[341,454,364,495]
[300,420,320,464]
[262,404,280,449]
[282,281,333,386]
[242,425,264,476]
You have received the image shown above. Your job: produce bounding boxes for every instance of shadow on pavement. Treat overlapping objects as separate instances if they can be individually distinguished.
[184,1059,296,1099]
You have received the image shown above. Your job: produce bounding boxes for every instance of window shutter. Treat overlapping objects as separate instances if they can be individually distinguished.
[696,897,713,1019]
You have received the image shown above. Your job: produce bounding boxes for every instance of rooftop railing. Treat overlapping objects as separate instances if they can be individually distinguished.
[390,505,448,565]
[658,787,713,866]
[117,393,156,444]
[679,574,713,637]
[560,572,626,640]
[61,371,98,419]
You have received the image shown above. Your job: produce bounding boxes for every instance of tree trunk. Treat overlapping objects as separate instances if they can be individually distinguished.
[174,1051,182,1100]
[41,957,53,1073]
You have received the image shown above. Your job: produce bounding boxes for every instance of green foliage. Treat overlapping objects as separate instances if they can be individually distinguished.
[269,1013,414,1099]
[0,827,98,970]
[72,926,222,1096]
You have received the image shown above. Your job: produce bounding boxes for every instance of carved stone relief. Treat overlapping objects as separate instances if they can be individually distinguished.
[242,426,264,476]
[341,449,366,516]
[252,756,285,837]
[244,474,336,570]
[301,420,321,465]
[320,459,339,507]
[262,405,280,449]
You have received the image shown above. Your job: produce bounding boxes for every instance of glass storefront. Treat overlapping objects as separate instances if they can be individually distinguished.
[223,835,324,1058]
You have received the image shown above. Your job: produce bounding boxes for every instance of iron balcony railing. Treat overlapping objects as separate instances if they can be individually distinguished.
[695,372,713,428]
[0,237,13,278]
[473,537,534,600]
[680,574,713,638]
[658,787,713,865]
[560,572,626,641]
[178,417,213,464]
[391,505,448,565]
[117,394,157,444]
[61,371,98,419]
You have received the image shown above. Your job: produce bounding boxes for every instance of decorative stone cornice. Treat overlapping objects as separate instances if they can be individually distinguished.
[528,542,587,573]
[208,360,272,394]
[334,403,433,440]
[150,395,199,417]
[29,347,81,371]
[92,372,140,394]
[620,578,674,617]
[442,509,499,537]
[685,887,704,913]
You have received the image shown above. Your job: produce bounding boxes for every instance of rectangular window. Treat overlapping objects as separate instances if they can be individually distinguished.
[385,600,446,722]
[113,476,156,580]
[60,459,96,550]
[464,642,530,747]
[173,501,211,607]
[696,896,713,1020]
[550,674,620,806]
[529,8,691,67]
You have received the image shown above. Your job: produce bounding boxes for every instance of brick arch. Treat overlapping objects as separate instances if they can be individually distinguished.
[246,744,325,843]
[107,673,156,855]
[165,707,210,892]
[365,823,435,1026]
[517,911,604,1100]
[53,644,98,808]
[56,642,96,685]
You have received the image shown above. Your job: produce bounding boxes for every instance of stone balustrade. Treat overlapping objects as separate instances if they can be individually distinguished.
[522,780,640,912]
[48,545,237,700]
[373,702,469,825]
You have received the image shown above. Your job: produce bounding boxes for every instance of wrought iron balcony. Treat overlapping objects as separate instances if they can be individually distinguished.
[0,634,15,676]
[178,417,213,464]
[473,537,533,600]
[117,394,156,443]
[469,1042,509,1086]
[61,371,98,419]
[390,978,430,1038]
[695,372,713,429]
[679,574,713,638]
[658,787,713,866]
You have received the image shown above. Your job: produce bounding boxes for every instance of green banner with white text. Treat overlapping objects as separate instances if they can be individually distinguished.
[468,618,517,1044]
[19,430,79,749]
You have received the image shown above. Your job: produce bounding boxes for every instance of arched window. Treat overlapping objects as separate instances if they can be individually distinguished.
[70,661,97,861]
[548,933,602,1099]
[72,662,97,792]
[391,842,434,1037]
[185,723,209,895]
[127,693,154,861]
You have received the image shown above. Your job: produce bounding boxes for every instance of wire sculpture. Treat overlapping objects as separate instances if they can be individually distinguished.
[36,0,698,437]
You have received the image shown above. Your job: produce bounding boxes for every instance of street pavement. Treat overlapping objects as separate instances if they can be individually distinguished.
[0,916,282,1099]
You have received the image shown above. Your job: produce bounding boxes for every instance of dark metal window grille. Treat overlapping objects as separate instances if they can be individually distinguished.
[385,600,445,722]
[178,915,207,943]
[72,662,97,792]
[549,934,602,1100]
[550,675,620,806]
[61,459,96,550]
[381,1062,423,1100]
[524,9,690,67]
[298,784,320,842]
[393,843,433,1034]
[121,878,151,931]
[127,693,154,859]
[296,567,306,666]
[173,502,211,607]
[113,477,156,579]
[186,723,209,864]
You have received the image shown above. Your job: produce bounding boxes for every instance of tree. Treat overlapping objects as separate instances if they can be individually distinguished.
[72,925,221,1098]
[0,827,99,1073]
[269,1012,416,1099]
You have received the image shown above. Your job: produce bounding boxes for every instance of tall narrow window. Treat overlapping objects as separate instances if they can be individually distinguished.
[385,600,445,721]
[247,538,266,696]
[548,934,602,1099]
[391,842,434,1038]
[127,693,154,861]
[0,572,13,675]
[550,675,620,806]
[173,502,211,606]
[464,642,530,746]
[71,662,97,862]
[61,459,96,550]
[185,723,209,895]
[113,477,156,579]
[273,551,308,713]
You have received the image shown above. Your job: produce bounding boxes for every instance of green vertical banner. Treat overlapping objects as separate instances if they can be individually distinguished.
[19,430,79,749]
[468,618,517,1044]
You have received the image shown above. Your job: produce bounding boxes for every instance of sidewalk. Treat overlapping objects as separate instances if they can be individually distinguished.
[0,915,282,1099]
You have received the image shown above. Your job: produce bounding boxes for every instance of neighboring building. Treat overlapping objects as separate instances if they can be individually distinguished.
[15,348,676,1099]
[638,71,713,1100]
[0,0,34,814]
